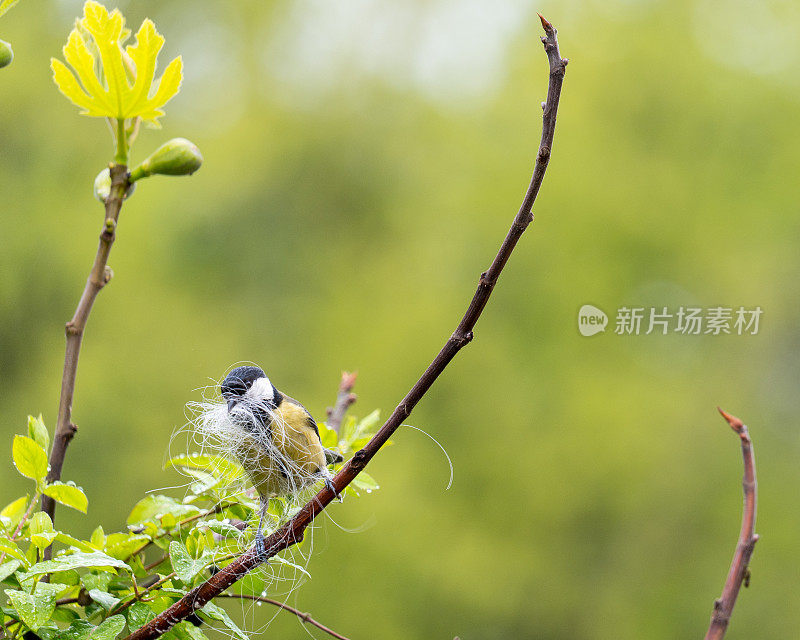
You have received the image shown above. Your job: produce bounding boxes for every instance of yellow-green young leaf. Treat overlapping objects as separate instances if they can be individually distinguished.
[51,1,182,123]
[27,416,49,453]
[166,454,244,485]
[31,531,59,551]
[90,526,105,548]
[12,435,48,483]
[43,482,88,514]
[103,533,150,560]
[55,532,95,553]
[0,0,20,19]
[0,496,29,530]
[4,583,68,631]
[318,422,337,449]
[28,512,54,535]
[28,512,57,549]
[127,495,200,525]
[0,537,28,565]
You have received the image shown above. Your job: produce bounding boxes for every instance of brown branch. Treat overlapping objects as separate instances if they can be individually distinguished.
[42,164,130,532]
[216,594,350,640]
[325,371,358,433]
[123,16,567,640]
[704,408,758,640]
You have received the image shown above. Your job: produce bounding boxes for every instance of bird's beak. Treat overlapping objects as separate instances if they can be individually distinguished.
[227,398,238,412]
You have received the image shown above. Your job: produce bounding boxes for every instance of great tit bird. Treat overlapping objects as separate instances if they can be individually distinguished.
[220,366,342,555]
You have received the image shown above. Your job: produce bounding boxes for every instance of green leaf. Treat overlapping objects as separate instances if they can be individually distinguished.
[31,531,59,550]
[318,422,338,449]
[0,559,21,582]
[51,606,81,623]
[166,455,244,486]
[181,468,220,495]
[55,532,96,553]
[43,482,88,514]
[26,552,130,575]
[203,520,241,539]
[169,541,208,583]
[352,410,380,441]
[164,621,209,640]
[351,471,379,493]
[90,526,105,548]
[88,588,120,610]
[27,416,50,454]
[273,555,311,579]
[29,513,57,552]
[28,511,54,534]
[4,582,68,631]
[1,496,29,530]
[127,495,200,526]
[80,572,112,592]
[49,570,79,586]
[0,537,28,565]
[0,0,20,19]
[57,615,126,640]
[104,533,150,560]
[51,3,182,123]
[201,602,248,640]
[126,601,155,631]
[12,435,48,484]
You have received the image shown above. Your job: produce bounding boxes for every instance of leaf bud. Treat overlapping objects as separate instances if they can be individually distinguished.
[93,167,135,203]
[129,138,203,182]
[0,40,13,69]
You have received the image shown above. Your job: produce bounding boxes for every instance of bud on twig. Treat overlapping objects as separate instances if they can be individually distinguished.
[129,138,203,182]
[94,167,135,203]
[0,40,13,68]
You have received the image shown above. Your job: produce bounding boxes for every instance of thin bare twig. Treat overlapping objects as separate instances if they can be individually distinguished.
[42,164,130,533]
[217,594,350,640]
[704,408,758,640]
[325,371,358,434]
[123,17,567,640]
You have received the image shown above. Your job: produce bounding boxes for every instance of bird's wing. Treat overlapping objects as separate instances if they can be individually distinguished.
[282,395,343,467]
[282,394,321,440]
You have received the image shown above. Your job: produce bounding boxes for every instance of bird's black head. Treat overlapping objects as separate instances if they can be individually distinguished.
[220,366,281,412]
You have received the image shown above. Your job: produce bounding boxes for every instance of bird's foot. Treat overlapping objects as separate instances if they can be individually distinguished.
[253,529,269,563]
[325,477,343,503]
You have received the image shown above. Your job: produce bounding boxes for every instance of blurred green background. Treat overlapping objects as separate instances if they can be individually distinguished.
[1,0,798,638]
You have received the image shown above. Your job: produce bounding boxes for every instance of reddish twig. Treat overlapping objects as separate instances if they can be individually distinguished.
[704,408,759,640]
[325,371,358,433]
[123,16,567,640]
[43,164,130,534]
[216,594,350,640]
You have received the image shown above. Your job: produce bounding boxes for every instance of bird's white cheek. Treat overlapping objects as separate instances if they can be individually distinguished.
[247,377,274,402]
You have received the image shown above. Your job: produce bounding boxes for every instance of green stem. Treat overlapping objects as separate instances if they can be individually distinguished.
[114,118,128,165]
